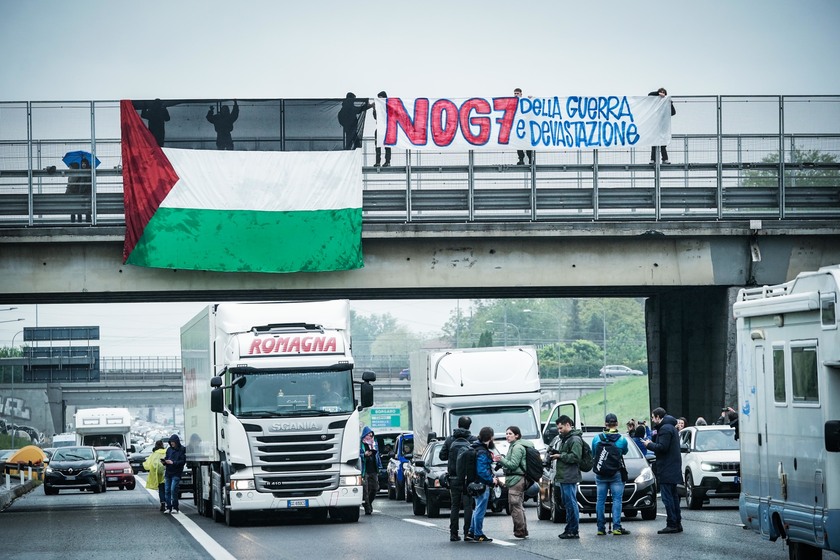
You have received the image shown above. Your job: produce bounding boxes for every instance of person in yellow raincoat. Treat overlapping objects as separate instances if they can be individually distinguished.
[143,440,167,512]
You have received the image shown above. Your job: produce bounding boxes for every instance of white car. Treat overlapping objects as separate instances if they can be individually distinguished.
[599,364,644,377]
[678,425,740,509]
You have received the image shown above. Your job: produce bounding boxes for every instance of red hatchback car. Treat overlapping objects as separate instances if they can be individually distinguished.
[95,446,136,490]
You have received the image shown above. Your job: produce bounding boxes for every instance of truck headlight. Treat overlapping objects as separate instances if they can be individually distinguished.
[230,479,255,490]
[340,475,362,486]
[635,467,654,484]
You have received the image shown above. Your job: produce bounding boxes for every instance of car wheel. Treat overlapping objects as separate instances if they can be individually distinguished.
[126,481,136,491]
[685,471,703,510]
[388,482,396,500]
[426,494,440,518]
[550,491,566,523]
[396,478,405,501]
[44,485,58,495]
[537,488,551,521]
[412,491,426,516]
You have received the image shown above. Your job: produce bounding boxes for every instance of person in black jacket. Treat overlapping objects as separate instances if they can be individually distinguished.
[648,88,675,164]
[163,434,187,514]
[206,100,239,150]
[644,408,682,534]
[439,416,475,541]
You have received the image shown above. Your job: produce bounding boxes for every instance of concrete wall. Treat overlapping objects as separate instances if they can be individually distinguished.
[646,286,737,424]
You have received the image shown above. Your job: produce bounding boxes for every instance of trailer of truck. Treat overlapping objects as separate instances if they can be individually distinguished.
[182,300,374,526]
[734,264,840,558]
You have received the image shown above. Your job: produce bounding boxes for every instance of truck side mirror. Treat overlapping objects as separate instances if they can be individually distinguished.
[211,387,225,413]
[826,420,840,452]
[211,376,223,388]
[359,381,373,408]
[362,370,376,382]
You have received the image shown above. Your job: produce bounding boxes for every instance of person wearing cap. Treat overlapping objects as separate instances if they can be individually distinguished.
[591,413,630,535]
[643,407,682,534]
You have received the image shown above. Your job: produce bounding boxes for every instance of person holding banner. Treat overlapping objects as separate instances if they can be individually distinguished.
[649,88,675,164]
[513,88,534,166]
[372,90,391,167]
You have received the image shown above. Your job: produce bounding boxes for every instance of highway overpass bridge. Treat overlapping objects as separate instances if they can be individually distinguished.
[1,95,839,427]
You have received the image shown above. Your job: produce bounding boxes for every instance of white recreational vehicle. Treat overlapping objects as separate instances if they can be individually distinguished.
[733,265,840,559]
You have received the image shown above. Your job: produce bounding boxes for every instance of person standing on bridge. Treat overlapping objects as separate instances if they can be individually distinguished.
[514,88,534,166]
[206,100,239,150]
[649,87,675,164]
[143,439,166,512]
[163,434,186,514]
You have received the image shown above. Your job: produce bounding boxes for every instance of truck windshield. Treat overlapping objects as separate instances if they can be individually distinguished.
[230,370,354,417]
[448,406,540,440]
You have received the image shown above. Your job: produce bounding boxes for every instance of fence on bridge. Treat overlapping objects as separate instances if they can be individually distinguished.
[0,96,838,227]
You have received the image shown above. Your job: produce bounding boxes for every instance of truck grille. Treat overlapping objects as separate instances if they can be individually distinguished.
[245,421,346,496]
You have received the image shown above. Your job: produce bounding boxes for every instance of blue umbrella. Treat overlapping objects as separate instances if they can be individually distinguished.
[62,150,101,168]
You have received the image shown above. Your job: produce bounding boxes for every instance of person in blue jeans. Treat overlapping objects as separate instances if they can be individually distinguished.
[469,426,498,543]
[591,413,630,536]
[163,434,187,514]
[549,415,583,539]
[644,407,683,534]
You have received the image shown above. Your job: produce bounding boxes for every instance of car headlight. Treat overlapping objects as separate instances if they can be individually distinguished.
[86,465,99,473]
[700,462,719,472]
[230,479,255,490]
[123,467,133,474]
[45,466,53,474]
[340,475,362,486]
[634,467,654,484]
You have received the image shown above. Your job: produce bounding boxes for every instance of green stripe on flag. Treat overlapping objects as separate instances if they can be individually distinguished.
[126,206,363,273]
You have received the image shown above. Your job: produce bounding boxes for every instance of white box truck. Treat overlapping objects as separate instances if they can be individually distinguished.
[409,346,579,461]
[734,264,840,558]
[182,300,374,526]
[74,407,133,451]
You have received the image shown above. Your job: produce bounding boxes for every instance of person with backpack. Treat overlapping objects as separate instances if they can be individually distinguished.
[549,415,587,539]
[498,425,534,539]
[591,412,630,536]
[643,407,683,534]
[467,426,498,543]
[440,416,476,541]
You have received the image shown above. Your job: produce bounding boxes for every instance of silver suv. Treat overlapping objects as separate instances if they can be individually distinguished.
[678,426,740,509]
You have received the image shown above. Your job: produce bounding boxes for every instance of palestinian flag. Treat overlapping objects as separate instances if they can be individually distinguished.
[120,100,363,273]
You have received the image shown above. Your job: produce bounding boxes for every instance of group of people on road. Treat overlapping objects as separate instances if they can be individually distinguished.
[143,434,186,514]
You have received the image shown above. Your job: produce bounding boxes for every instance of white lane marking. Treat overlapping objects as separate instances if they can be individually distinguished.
[492,538,516,547]
[143,482,236,560]
[403,518,437,527]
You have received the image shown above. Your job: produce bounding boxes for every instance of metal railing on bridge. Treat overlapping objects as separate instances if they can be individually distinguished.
[1,96,838,227]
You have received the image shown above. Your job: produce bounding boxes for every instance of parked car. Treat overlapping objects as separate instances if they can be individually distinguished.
[387,433,413,500]
[95,446,136,490]
[398,368,411,381]
[128,442,157,474]
[374,430,405,494]
[678,425,740,509]
[410,440,451,517]
[599,365,644,377]
[43,446,106,495]
[538,429,657,523]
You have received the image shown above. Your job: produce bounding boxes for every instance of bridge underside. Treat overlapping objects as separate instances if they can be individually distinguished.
[2,225,838,425]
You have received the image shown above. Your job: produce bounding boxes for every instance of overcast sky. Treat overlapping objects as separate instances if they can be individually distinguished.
[1,1,838,355]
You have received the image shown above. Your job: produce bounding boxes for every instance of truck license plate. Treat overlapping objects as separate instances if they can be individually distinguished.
[287,499,309,508]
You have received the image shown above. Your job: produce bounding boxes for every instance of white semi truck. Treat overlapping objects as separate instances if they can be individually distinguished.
[182,300,374,526]
[734,265,840,559]
[409,346,579,461]
[74,407,133,451]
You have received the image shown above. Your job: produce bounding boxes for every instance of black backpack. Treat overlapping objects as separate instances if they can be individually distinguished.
[523,445,544,486]
[593,433,623,478]
[447,437,471,477]
[456,445,479,484]
[578,436,594,473]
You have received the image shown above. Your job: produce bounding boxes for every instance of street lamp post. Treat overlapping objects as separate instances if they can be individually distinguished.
[9,329,24,448]
[523,308,563,400]
[602,307,608,420]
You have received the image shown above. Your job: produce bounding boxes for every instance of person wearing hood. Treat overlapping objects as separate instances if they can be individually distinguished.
[163,434,187,514]
[549,415,583,539]
[143,440,167,512]
[591,413,630,536]
[359,426,381,515]
[439,416,476,541]
[644,407,683,534]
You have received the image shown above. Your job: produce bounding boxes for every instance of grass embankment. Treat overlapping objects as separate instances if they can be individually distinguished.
[576,376,651,429]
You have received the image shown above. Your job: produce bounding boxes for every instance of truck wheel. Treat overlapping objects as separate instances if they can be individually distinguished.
[412,492,426,516]
[788,541,822,560]
[225,507,240,527]
[331,506,360,523]
[685,472,703,510]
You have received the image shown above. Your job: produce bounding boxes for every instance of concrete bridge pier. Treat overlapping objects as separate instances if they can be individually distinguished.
[646,286,739,425]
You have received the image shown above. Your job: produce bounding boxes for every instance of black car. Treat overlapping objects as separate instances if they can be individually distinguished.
[410,440,451,518]
[128,442,156,474]
[44,446,106,495]
[538,431,657,523]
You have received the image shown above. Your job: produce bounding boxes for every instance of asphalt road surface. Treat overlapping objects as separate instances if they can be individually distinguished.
[1,479,793,560]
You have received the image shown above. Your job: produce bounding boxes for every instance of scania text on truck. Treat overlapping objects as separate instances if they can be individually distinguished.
[182,300,375,526]
[734,264,840,559]
[74,408,133,452]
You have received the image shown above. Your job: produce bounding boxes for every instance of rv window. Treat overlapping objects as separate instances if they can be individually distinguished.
[772,347,786,403]
[821,294,836,328]
[791,345,819,403]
